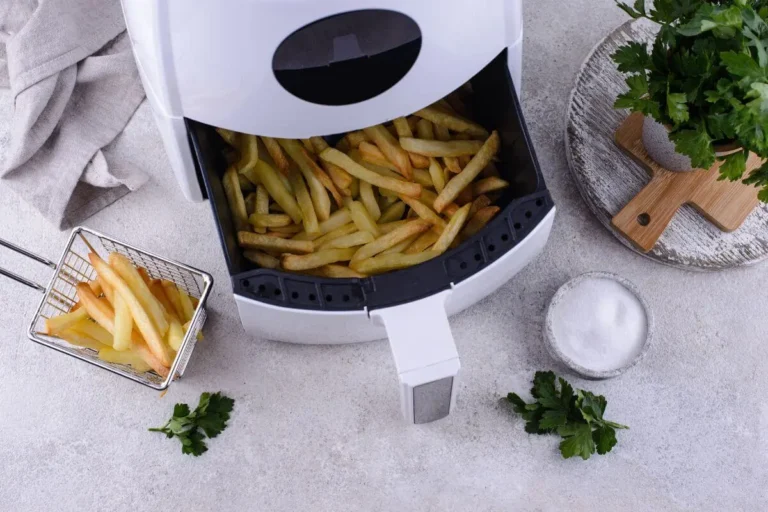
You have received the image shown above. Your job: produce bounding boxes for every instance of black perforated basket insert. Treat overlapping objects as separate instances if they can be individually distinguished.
[187,48,554,312]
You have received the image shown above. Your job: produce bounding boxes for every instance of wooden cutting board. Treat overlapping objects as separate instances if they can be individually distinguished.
[611,112,762,253]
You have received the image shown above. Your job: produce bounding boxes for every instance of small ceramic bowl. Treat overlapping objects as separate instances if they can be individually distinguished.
[543,271,653,379]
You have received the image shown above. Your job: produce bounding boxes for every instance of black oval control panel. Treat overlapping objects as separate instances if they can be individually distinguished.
[273,10,422,106]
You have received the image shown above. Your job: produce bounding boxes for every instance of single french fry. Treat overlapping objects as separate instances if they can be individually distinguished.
[399,138,484,157]
[69,318,113,347]
[112,291,133,351]
[250,160,303,224]
[98,347,151,373]
[348,177,360,199]
[166,319,185,352]
[416,119,435,140]
[414,106,489,138]
[299,147,343,207]
[311,136,354,191]
[458,155,471,167]
[380,233,420,255]
[320,148,421,198]
[469,195,492,216]
[253,185,270,233]
[398,195,447,230]
[472,176,510,196]
[351,251,440,275]
[243,250,280,269]
[239,173,254,192]
[88,279,102,296]
[160,280,185,322]
[278,139,332,220]
[404,230,440,254]
[462,206,501,239]
[238,231,314,254]
[349,201,382,237]
[363,125,413,179]
[177,288,195,324]
[293,208,351,241]
[351,219,431,263]
[44,307,88,335]
[288,169,319,235]
[92,254,170,365]
[282,248,357,271]
[336,137,351,152]
[261,136,290,174]
[434,131,500,213]
[359,181,381,220]
[311,264,366,278]
[223,166,249,232]
[346,130,370,148]
[379,201,406,223]
[236,134,259,172]
[428,157,446,193]
[319,231,375,250]
[109,253,169,337]
[432,203,471,253]
[216,128,238,146]
[393,117,430,168]
[57,328,106,351]
[249,213,293,229]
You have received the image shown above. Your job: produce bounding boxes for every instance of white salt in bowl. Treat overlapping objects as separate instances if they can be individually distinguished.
[543,272,653,379]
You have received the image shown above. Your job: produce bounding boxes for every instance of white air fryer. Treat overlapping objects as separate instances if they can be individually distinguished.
[121,0,555,424]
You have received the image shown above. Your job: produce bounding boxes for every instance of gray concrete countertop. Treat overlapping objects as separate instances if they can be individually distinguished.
[1,2,766,510]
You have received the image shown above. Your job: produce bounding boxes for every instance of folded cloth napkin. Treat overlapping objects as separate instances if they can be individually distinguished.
[0,0,147,229]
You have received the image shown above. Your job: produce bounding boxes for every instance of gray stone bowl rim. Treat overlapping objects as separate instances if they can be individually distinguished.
[543,271,653,380]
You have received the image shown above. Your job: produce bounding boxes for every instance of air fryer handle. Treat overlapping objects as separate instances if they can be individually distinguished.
[370,290,460,424]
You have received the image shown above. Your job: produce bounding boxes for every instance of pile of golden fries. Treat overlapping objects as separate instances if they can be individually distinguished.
[220,89,508,277]
[41,252,199,376]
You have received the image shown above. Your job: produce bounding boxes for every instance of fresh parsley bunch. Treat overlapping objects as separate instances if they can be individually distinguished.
[506,372,628,460]
[149,392,235,456]
[613,0,768,200]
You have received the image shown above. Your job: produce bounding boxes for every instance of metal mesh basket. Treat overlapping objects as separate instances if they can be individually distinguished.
[1,226,213,389]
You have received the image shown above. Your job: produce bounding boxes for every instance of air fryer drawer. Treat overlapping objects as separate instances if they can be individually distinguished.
[187,48,554,312]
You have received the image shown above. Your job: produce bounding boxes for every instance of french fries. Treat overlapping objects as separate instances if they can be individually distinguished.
[363,125,413,179]
[320,149,421,198]
[282,247,357,271]
[399,138,484,157]
[109,253,169,336]
[219,86,508,278]
[434,131,500,213]
[261,136,290,174]
[43,307,88,335]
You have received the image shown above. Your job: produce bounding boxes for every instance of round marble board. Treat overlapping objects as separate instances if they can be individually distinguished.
[565,18,768,271]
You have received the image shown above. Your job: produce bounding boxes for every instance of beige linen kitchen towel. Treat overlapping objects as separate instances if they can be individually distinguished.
[0,0,147,229]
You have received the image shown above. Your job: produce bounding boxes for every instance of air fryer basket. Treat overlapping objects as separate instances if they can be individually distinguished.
[187,49,554,312]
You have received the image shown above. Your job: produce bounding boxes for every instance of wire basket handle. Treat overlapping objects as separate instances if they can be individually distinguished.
[0,237,56,293]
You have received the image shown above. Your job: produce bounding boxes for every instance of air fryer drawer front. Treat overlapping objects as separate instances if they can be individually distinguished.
[188,48,554,313]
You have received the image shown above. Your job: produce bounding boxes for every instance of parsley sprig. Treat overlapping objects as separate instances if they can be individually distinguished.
[149,392,235,456]
[612,0,768,201]
[506,372,628,460]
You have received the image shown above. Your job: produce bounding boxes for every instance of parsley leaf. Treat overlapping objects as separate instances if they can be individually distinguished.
[719,150,748,181]
[612,41,652,73]
[506,372,628,460]
[149,391,235,456]
[667,90,690,124]
[670,124,716,169]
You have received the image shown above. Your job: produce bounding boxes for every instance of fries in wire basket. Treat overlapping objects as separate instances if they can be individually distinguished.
[41,252,201,376]
[219,88,509,277]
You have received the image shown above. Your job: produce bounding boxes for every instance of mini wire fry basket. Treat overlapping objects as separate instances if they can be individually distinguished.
[0,226,213,389]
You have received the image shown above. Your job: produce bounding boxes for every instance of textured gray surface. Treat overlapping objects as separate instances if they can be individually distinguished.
[0,2,766,511]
